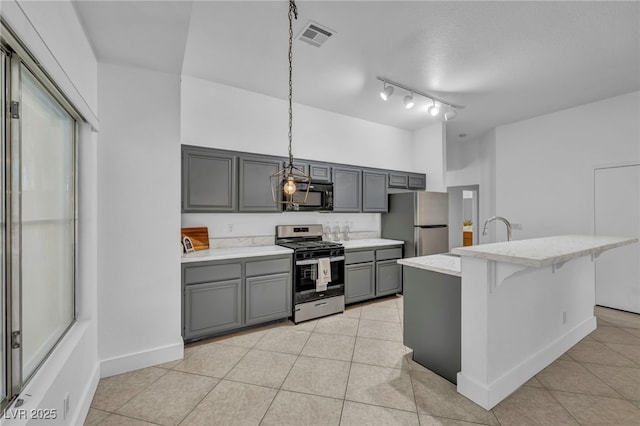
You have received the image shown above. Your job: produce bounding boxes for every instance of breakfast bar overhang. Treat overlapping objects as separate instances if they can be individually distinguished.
[451,235,638,409]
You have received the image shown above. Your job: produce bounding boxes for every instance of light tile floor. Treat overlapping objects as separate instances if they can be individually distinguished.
[86,297,640,426]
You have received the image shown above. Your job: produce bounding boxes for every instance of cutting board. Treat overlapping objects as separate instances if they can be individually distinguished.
[181,227,210,251]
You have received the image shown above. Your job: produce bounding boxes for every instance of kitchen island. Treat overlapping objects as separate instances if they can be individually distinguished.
[401,235,637,410]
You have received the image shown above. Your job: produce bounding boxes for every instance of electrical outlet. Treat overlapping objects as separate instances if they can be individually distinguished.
[512,223,523,230]
[63,393,69,419]
[562,311,567,324]
[227,224,234,233]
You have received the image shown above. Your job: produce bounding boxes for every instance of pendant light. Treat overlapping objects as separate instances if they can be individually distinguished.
[270,0,311,205]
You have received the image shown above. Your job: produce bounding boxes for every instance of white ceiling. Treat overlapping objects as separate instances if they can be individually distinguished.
[74,1,640,142]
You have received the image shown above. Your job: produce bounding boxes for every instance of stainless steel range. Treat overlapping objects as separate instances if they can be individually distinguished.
[275,225,345,323]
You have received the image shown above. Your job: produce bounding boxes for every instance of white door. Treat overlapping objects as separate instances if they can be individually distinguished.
[594,164,640,313]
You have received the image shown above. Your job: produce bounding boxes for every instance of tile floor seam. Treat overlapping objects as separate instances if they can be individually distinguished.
[602,341,640,367]
[174,376,222,426]
[579,361,640,402]
[538,386,583,426]
[95,367,170,414]
[254,325,316,425]
[573,359,629,400]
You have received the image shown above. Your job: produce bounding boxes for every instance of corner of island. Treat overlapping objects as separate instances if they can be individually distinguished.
[399,234,638,410]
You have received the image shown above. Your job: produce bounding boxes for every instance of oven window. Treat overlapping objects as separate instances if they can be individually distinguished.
[295,260,344,293]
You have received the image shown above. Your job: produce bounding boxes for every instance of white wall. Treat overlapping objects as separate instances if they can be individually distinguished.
[495,91,640,239]
[97,63,182,377]
[0,2,99,425]
[181,76,414,170]
[413,122,446,192]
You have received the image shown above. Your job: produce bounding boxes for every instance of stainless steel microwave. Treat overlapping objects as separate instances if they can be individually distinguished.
[283,181,334,211]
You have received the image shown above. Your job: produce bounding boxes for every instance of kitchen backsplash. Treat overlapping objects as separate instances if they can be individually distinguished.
[182,212,381,247]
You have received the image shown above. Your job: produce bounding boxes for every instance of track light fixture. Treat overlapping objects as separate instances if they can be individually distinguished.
[427,100,440,117]
[444,105,458,121]
[380,81,394,101]
[376,76,463,121]
[403,92,415,109]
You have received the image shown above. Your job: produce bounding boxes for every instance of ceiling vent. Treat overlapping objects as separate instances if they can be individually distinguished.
[297,21,335,47]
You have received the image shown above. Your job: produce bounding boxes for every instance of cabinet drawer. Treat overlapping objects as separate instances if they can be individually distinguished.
[376,247,402,261]
[345,250,375,265]
[246,257,291,277]
[183,262,242,285]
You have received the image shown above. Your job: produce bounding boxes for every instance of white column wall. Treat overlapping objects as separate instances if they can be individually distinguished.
[413,122,446,192]
[97,63,183,377]
[0,1,99,425]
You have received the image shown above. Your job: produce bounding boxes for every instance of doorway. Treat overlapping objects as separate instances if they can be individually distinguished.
[447,185,479,250]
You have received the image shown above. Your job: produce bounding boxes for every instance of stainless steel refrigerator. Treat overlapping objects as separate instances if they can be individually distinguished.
[382,192,449,258]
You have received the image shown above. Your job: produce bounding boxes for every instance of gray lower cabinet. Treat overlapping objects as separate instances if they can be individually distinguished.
[345,263,375,304]
[333,166,362,212]
[363,170,388,212]
[239,155,283,212]
[345,245,403,305]
[184,279,242,339]
[246,272,291,325]
[376,260,402,296]
[182,254,292,341]
[182,145,237,212]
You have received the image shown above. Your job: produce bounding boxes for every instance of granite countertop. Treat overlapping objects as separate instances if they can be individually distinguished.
[181,245,293,263]
[398,254,461,277]
[335,238,405,249]
[451,235,638,268]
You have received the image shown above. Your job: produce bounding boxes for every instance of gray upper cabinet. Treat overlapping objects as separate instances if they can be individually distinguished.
[239,155,283,212]
[182,146,237,212]
[363,170,388,212]
[408,173,426,190]
[388,172,409,189]
[309,162,332,182]
[332,166,362,212]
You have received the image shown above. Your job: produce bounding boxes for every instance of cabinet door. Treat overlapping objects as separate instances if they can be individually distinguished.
[239,155,282,212]
[388,172,409,189]
[408,173,426,190]
[246,273,291,324]
[184,279,242,340]
[363,170,388,212]
[376,259,402,296]
[345,263,375,304]
[332,167,362,212]
[182,146,236,212]
[309,163,332,182]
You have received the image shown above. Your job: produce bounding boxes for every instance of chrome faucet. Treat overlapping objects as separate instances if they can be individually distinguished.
[482,216,512,241]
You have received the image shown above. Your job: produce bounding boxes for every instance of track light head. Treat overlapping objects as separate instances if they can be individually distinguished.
[444,107,457,121]
[380,82,394,101]
[403,92,415,109]
[427,100,440,117]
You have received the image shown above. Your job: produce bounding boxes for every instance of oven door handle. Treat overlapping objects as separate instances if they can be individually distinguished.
[330,256,345,262]
[296,259,318,266]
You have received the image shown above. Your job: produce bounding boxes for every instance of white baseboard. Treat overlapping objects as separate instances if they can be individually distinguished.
[71,363,101,426]
[100,338,184,378]
[458,316,596,410]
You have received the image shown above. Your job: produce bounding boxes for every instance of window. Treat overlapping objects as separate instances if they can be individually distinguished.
[1,28,78,409]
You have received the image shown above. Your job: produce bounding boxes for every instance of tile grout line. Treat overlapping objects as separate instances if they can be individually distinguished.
[257,321,316,426]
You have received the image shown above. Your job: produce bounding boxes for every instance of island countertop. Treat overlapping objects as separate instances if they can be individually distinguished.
[398,254,461,277]
[451,235,637,268]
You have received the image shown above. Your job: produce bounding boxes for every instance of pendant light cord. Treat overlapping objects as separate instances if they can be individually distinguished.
[288,0,297,168]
